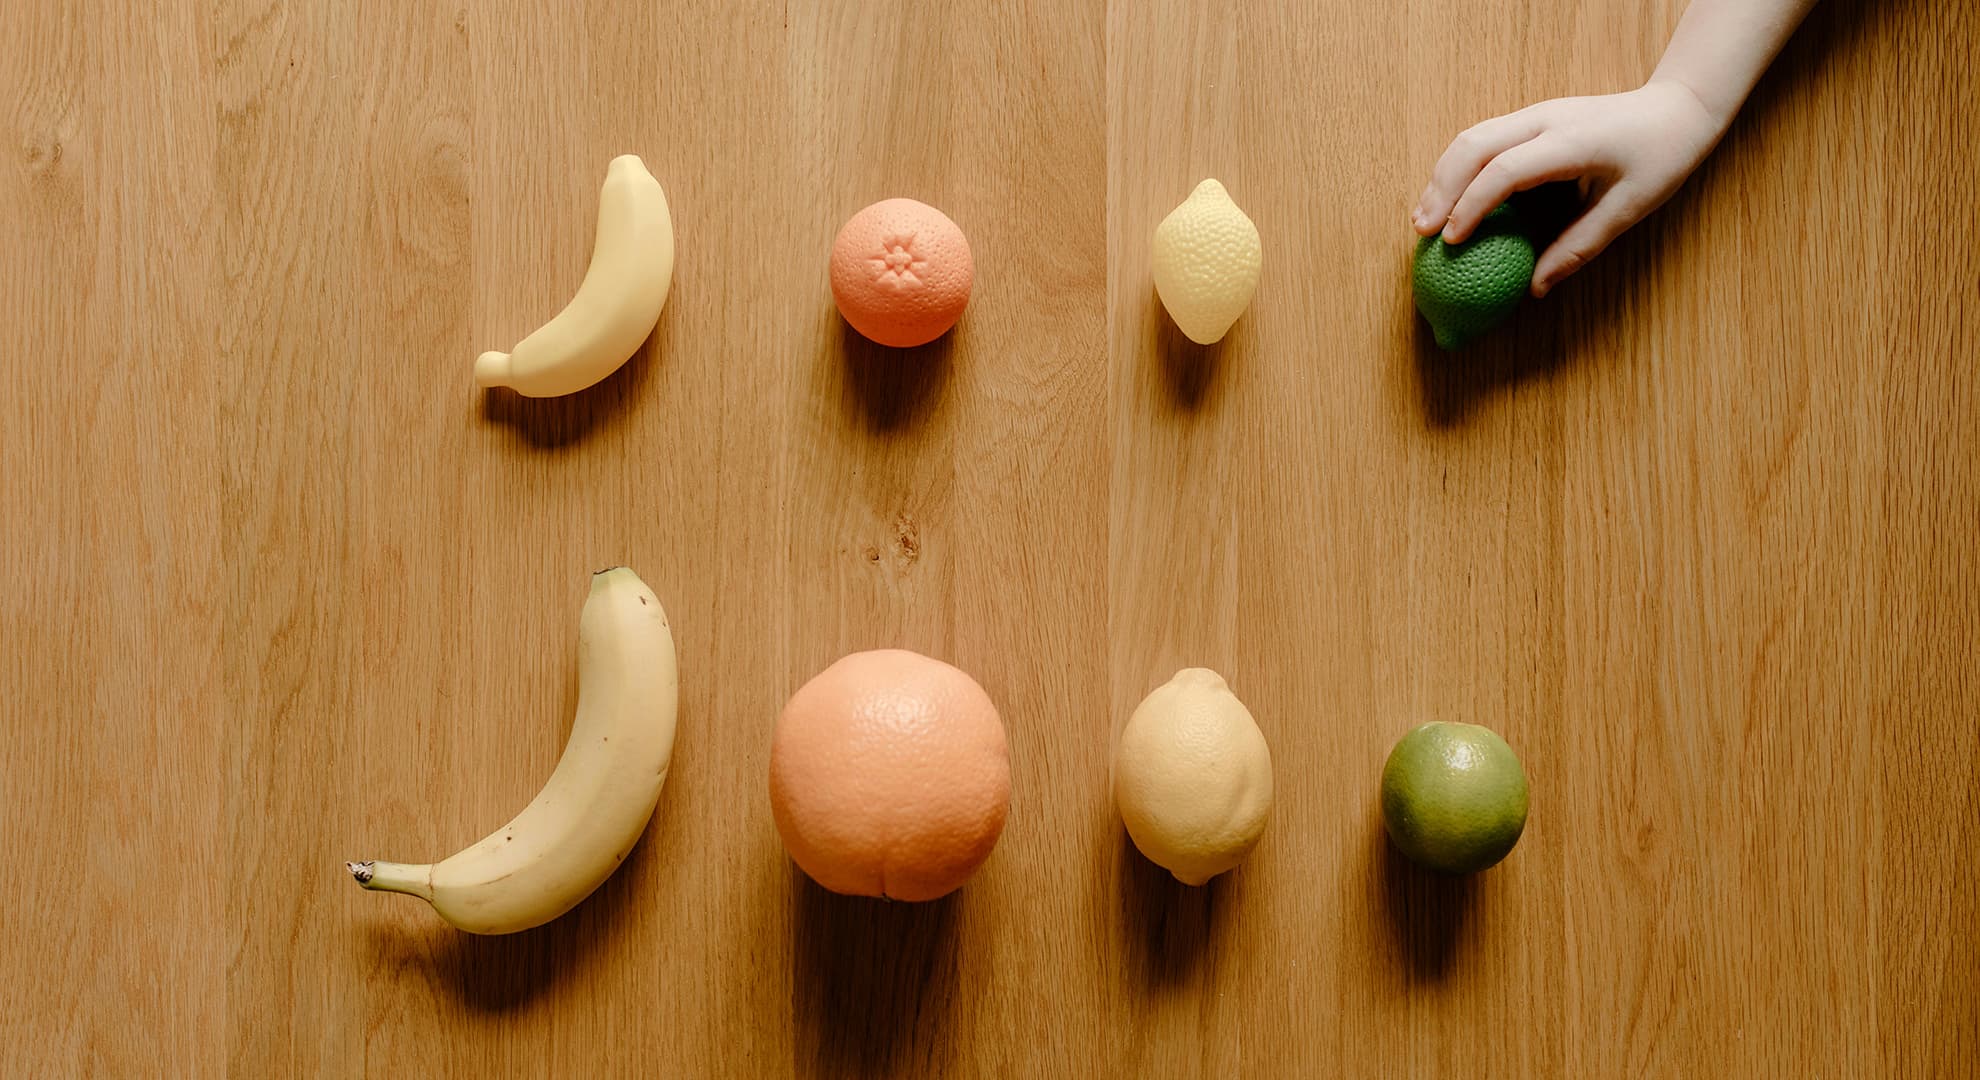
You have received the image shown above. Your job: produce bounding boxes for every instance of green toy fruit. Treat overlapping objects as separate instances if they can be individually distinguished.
[1411,204,1536,350]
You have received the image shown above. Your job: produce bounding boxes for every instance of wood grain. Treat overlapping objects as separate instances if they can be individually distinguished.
[1,0,1973,1075]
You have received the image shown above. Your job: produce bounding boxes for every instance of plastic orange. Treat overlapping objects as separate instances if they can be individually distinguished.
[829,198,973,348]
[769,649,1009,900]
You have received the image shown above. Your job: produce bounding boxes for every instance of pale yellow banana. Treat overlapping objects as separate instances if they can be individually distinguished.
[474,155,675,397]
[348,567,678,934]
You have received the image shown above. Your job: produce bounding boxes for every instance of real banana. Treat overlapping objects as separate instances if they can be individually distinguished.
[348,567,679,935]
[474,155,675,397]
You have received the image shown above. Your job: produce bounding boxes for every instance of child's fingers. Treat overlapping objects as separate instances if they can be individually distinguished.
[1531,188,1637,297]
[1441,135,1586,243]
[1413,108,1550,234]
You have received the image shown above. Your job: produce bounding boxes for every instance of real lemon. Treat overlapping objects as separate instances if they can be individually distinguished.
[1411,203,1534,350]
[1114,668,1273,885]
[1151,179,1262,345]
[1380,721,1529,874]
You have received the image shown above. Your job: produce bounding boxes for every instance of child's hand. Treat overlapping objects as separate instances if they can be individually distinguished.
[1410,81,1726,297]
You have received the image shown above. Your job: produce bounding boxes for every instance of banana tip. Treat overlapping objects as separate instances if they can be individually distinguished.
[347,860,375,886]
[473,351,510,388]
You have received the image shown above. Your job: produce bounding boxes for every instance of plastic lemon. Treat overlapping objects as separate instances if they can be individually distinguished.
[1380,722,1529,874]
[1151,179,1262,344]
[1114,668,1274,885]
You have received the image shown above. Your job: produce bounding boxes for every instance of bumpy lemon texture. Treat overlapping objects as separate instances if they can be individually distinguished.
[1151,179,1262,345]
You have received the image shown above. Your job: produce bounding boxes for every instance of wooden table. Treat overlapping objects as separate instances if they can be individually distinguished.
[4,0,1973,1075]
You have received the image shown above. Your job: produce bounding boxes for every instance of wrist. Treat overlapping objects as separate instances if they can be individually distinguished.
[1643,75,1736,136]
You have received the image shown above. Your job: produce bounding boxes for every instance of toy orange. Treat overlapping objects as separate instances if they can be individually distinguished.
[829,198,973,347]
[769,649,1009,900]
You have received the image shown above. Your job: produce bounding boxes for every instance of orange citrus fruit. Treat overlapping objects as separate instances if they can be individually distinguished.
[769,649,1009,900]
[829,198,973,348]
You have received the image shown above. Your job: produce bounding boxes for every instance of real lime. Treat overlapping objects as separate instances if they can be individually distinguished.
[1380,721,1529,874]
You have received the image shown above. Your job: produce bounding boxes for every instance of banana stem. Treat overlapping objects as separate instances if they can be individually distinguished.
[473,351,511,389]
[347,860,435,901]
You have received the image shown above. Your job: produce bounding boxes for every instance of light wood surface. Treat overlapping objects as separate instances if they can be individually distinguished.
[2,0,1974,1075]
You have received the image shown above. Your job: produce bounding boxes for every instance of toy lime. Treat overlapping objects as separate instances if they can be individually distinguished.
[1411,204,1535,349]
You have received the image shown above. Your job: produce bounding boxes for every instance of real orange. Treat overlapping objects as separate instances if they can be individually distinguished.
[769,649,1009,900]
[829,198,973,348]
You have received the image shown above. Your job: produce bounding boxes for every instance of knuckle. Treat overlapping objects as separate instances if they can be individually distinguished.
[1610,192,1652,223]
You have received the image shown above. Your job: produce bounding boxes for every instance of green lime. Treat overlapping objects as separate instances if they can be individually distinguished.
[1411,204,1535,350]
[1380,721,1529,874]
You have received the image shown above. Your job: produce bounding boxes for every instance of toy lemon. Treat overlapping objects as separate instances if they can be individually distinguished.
[1151,179,1262,344]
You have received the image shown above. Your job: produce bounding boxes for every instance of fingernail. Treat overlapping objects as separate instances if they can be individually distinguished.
[1410,206,1425,227]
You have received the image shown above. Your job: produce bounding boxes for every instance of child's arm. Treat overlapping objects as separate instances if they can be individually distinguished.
[1410,0,1820,297]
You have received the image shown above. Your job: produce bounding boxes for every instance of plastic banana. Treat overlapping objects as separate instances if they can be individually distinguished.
[474,155,675,397]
